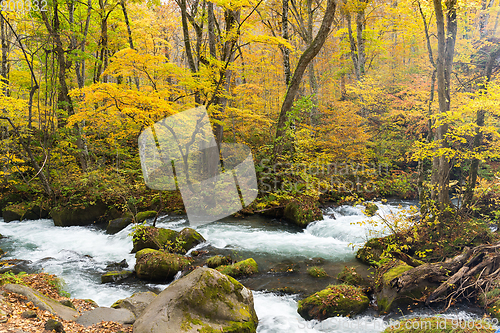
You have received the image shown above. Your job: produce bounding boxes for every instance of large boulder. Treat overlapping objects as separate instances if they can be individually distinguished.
[106,215,133,234]
[297,284,369,321]
[2,204,26,222]
[283,198,323,228]
[111,291,157,318]
[132,227,179,253]
[375,260,433,314]
[133,267,258,333]
[51,202,108,226]
[4,284,79,321]
[178,228,205,252]
[216,258,258,278]
[135,211,157,223]
[75,307,135,326]
[135,248,192,281]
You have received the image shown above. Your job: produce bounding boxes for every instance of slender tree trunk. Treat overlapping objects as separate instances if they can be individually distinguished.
[0,15,9,96]
[282,0,291,86]
[273,0,337,159]
[431,0,457,209]
[120,0,140,89]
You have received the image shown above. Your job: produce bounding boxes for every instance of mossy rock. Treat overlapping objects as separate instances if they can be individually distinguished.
[382,317,496,332]
[2,203,30,222]
[135,211,157,223]
[297,284,369,320]
[132,226,179,253]
[133,267,258,333]
[375,260,433,314]
[216,258,258,278]
[283,197,323,228]
[106,215,133,234]
[178,228,206,252]
[356,237,387,266]
[364,202,379,217]
[51,202,108,226]
[307,266,328,278]
[135,248,192,281]
[338,266,366,286]
[101,270,133,283]
[206,255,232,269]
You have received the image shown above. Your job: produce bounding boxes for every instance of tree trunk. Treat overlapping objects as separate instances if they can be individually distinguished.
[120,0,140,89]
[272,0,337,159]
[282,0,291,86]
[0,15,9,96]
[430,0,457,209]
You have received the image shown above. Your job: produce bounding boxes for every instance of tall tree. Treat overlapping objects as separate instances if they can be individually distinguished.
[273,0,337,159]
[430,0,458,209]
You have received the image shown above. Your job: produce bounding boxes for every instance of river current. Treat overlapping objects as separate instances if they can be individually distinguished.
[0,201,487,332]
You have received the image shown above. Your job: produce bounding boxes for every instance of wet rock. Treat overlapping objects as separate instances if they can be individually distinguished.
[284,198,323,228]
[205,255,232,268]
[133,267,258,333]
[135,248,192,281]
[59,300,76,310]
[4,284,79,321]
[298,284,369,320]
[135,211,157,223]
[0,259,32,274]
[338,266,366,286]
[178,228,205,252]
[111,291,157,318]
[21,310,37,318]
[269,260,300,274]
[106,215,133,234]
[216,258,258,278]
[51,202,108,226]
[131,227,178,253]
[76,307,135,326]
[101,270,133,283]
[106,259,129,270]
[304,257,326,266]
[307,266,328,278]
[45,319,65,332]
[2,205,24,222]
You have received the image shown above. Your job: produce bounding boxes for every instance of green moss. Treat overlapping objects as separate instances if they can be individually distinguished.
[298,284,369,320]
[364,202,379,217]
[338,266,365,286]
[307,266,328,278]
[135,248,191,281]
[383,264,413,284]
[135,211,157,223]
[216,258,258,277]
[356,237,387,266]
[206,255,232,268]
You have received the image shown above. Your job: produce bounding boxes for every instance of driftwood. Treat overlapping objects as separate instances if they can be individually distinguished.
[389,242,500,311]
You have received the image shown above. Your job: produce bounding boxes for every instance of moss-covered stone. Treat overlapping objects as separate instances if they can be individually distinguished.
[375,260,431,314]
[284,197,323,228]
[356,237,387,265]
[133,267,258,333]
[307,266,328,278]
[206,255,232,268]
[132,226,179,253]
[338,266,366,286]
[216,258,258,277]
[178,227,206,252]
[106,215,133,234]
[2,203,30,222]
[297,284,369,320]
[101,270,133,283]
[478,286,500,320]
[135,211,157,223]
[51,202,108,226]
[135,248,192,281]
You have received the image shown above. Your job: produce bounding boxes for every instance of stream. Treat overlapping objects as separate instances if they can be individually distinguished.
[0,201,489,332]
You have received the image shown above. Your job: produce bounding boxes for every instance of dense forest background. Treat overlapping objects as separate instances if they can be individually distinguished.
[1,0,500,218]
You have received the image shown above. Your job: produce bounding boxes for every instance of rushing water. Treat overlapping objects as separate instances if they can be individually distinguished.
[0,201,488,332]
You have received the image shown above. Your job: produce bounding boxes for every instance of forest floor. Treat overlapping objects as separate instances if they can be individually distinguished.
[0,273,132,333]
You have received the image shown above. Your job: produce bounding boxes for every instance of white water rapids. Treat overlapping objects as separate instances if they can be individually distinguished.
[0,201,487,332]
